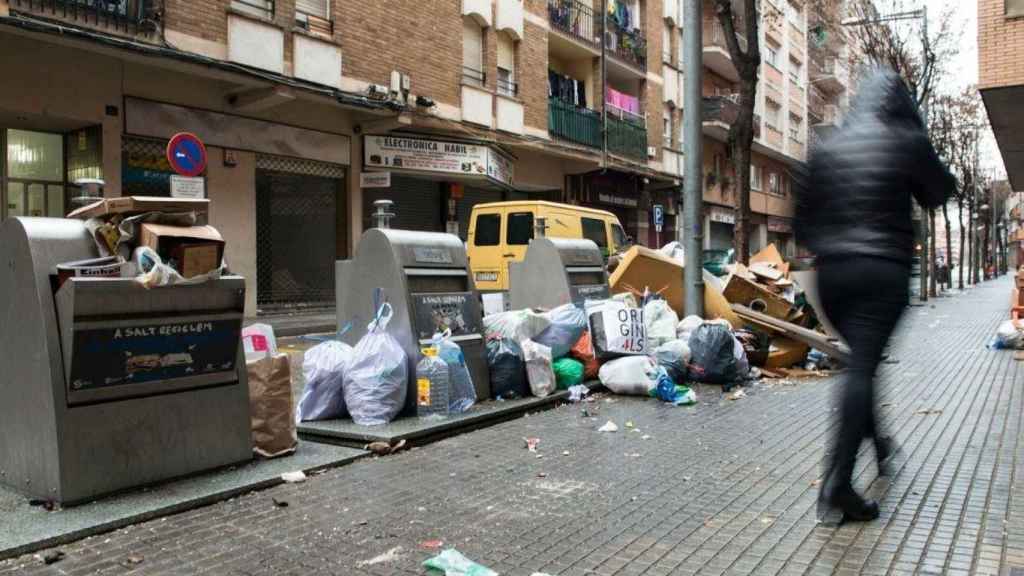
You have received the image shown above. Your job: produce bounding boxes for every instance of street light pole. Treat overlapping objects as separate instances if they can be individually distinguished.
[682,0,704,317]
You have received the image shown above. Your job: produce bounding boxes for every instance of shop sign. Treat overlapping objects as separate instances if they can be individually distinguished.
[767,216,793,233]
[170,175,206,199]
[360,171,391,188]
[364,135,514,186]
[709,206,736,225]
[597,193,639,208]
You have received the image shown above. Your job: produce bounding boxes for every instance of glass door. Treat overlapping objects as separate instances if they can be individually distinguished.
[3,129,66,219]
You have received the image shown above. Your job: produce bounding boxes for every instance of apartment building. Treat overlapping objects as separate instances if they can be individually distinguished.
[806,0,852,147]
[0,0,807,315]
[979,0,1024,191]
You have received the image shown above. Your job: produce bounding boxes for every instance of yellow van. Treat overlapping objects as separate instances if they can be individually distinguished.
[466,201,631,291]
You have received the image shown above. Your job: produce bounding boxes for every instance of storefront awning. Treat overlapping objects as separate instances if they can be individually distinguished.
[363,134,514,191]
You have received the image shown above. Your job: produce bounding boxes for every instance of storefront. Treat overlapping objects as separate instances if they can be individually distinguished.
[570,170,644,244]
[707,205,736,251]
[361,134,515,240]
[766,216,795,258]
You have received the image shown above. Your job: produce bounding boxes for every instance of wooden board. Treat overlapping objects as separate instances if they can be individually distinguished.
[766,337,810,369]
[723,274,799,322]
[732,303,851,365]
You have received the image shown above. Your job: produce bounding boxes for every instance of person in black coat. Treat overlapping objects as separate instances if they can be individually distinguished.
[795,67,955,524]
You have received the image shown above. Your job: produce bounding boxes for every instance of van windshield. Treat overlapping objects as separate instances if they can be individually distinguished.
[611,223,631,250]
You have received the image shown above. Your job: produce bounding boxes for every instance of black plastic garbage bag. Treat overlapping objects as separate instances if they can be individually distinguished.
[687,323,738,384]
[486,338,529,399]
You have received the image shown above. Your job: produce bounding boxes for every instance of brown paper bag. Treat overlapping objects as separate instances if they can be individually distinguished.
[247,353,298,458]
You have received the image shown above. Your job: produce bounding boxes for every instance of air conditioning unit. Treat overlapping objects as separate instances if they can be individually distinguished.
[367,84,390,100]
[390,71,402,97]
[647,146,657,159]
[401,74,411,92]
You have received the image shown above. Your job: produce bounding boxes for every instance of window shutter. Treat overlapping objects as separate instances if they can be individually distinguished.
[1009,0,1024,17]
[296,0,328,19]
[463,20,484,71]
[497,34,515,73]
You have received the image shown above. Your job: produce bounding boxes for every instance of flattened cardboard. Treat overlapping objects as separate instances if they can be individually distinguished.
[68,196,210,220]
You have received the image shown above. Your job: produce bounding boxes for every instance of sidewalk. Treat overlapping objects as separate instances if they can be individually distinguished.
[2,277,1021,576]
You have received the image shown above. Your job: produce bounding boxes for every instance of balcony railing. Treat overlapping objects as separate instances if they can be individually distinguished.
[605,17,647,71]
[497,76,519,97]
[549,97,601,148]
[607,115,647,160]
[606,102,645,127]
[11,0,162,33]
[462,65,487,87]
[702,95,761,139]
[808,86,826,121]
[548,0,599,47]
[702,18,748,54]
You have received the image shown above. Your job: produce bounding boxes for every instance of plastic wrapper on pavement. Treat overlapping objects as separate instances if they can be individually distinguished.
[553,357,585,390]
[532,303,587,358]
[433,331,476,413]
[687,323,739,384]
[522,339,556,397]
[599,355,661,396]
[247,353,297,458]
[483,309,551,342]
[296,340,353,422]
[486,338,529,399]
[570,331,601,379]
[654,339,691,384]
[643,298,679,349]
[343,303,408,426]
[423,549,497,576]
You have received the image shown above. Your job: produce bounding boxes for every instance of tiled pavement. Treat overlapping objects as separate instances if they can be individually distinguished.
[2,277,1022,576]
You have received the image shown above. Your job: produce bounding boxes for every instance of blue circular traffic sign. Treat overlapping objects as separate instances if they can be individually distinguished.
[166,132,208,177]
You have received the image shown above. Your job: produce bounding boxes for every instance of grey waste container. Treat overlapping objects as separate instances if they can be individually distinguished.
[509,237,610,309]
[0,217,252,505]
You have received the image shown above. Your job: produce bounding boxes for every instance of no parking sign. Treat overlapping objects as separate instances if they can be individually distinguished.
[166,132,208,177]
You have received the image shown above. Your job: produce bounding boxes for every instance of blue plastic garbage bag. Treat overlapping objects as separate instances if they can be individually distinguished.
[533,303,587,359]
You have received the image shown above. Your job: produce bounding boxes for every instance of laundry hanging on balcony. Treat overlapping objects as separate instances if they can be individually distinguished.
[607,0,633,30]
[606,87,641,116]
[549,71,587,108]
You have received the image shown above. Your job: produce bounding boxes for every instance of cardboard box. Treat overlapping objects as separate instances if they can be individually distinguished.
[140,224,224,279]
[68,196,210,220]
[55,256,132,289]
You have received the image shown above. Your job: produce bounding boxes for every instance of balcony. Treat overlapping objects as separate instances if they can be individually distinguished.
[10,0,162,35]
[702,18,746,82]
[549,96,601,148]
[607,114,647,160]
[495,0,523,40]
[808,86,826,123]
[548,0,600,49]
[605,16,647,73]
[702,95,761,141]
[462,0,492,27]
[810,57,848,94]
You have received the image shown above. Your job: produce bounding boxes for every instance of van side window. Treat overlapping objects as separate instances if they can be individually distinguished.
[581,217,609,252]
[507,212,534,245]
[612,223,630,249]
[473,213,501,246]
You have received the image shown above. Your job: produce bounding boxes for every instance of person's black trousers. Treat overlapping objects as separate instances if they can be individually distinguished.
[818,256,909,491]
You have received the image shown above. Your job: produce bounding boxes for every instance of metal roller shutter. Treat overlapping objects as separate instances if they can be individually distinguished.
[362,175,443,233]
[296,0,329,19]
[456,187,504,241]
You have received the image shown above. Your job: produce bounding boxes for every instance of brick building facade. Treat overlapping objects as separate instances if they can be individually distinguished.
[980,0,1024,190]
[0,0,808,315]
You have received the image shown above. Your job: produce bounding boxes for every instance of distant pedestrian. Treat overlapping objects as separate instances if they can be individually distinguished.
[795,68,954,524]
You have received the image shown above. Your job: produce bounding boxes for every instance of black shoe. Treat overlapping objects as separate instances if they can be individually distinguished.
[876,436,898,477]
[818,483,880,525]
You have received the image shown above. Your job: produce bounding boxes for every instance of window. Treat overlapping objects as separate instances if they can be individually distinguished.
[678,30,685,66]
[473,213,501,246]
[582,218,609,253]
[1008,0,1024,17]
[663,110,673,148]
[766,101,781,128]
[766,46,779,68]
[789,117,802,141]
[462,19,485,86]
[232,0,274,19]
[497,33,517,96]
[663,28,672,64]
[750,164,762,191]
[611,223,631,248]
[768,172,782,195]
[295,0,329,21]
[507,212,534,245]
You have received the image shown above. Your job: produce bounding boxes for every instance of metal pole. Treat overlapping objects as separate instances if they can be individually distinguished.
[601,0,608,169]
[682,0,704,317]
[918,5,930,301]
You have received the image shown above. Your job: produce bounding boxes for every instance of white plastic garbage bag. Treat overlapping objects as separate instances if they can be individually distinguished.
[242,323,278,362]
[483,309,551,342]
[587,300,647,359]
[995,319,1024,349]
[676,315,704,342]
[521,339,556,397]
[433,331,476,413]
[296,340,354,422]
[598,355,660,396]
[343,303,408,426]
[659,241,685,264]
[644,299,679,349]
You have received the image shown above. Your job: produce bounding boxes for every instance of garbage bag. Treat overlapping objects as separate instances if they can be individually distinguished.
[687,323,738,384]
[570,331,601,379]
[486,338,529,399]
[553,357,585,390]
[522,339,556,397]
[533,303,588,359]
[344,303,408,426]
[423,549,497,576]
[296,340,354,422]
[433,331,476,413]
[598,355,660,396]
[247,353,297,458]
[651,369,697,406]
[415,347,450,417]
[483,309,551,342]
[654,339,691,385]
[587,300,647,359]
[676,315,704,342]
[994,320,1024,350]
[659,241,685,264]
[644,299,679,349]
[242,323,279,362]
[733,334,751,380]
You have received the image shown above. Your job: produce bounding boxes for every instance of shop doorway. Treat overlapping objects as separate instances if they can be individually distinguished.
[255,155,346,311]
[2,129,68,219]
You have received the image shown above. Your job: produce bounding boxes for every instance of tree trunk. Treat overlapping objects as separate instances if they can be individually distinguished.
[942,202,952,291]
[929,209,938,296]
[730,81,757,265]
[968,201,975,284]
[957,198,965,290]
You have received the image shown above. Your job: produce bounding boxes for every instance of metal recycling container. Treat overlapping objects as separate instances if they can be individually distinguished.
[336,228,491,413]
[509,237,610,309]
[0,217,251,505]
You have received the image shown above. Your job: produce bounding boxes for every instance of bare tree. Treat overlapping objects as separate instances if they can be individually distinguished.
[714,0,760,264]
